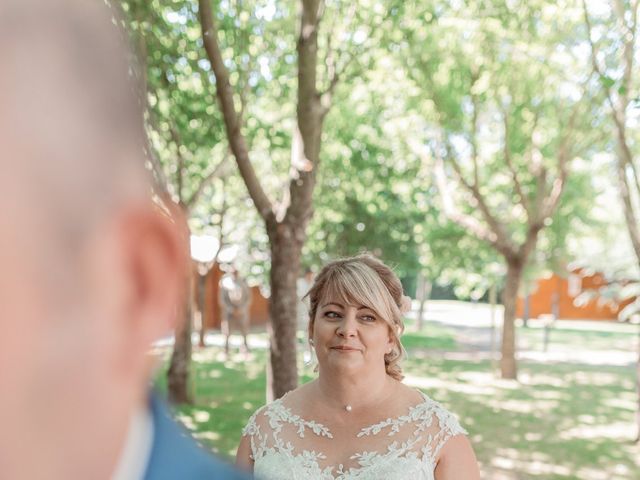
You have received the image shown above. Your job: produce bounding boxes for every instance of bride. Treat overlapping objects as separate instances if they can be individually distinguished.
[236,254,480,479]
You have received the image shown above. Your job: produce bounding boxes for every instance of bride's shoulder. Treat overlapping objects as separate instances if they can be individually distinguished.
[412,389,467,436]
[242,383,312,434]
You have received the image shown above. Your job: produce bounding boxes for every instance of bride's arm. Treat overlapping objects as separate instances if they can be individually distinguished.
[235,435,254,472]
[434,435,480,480]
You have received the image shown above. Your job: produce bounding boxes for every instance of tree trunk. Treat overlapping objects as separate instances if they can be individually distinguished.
[267,225,302,399]
[198,0,327,399]
[489,283,498,374]
[636,322,640,443]
[167,269,194,404]
[501,260,523,379]
[198,272,206,347]
[614,134,640,443]
[416,273,431,331]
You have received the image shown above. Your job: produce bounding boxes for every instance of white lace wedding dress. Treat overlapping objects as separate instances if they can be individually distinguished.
[242,390,467,480]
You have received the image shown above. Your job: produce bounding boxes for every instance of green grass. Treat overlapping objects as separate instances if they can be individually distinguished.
[154,324,640,479]
[517,324,639,352]
[402,353,638,479]
[401,323,458,350]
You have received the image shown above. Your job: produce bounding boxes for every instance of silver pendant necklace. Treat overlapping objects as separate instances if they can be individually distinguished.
[345,404,352,412]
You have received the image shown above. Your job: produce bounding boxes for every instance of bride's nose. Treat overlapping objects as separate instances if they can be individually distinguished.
[336,311,358,338]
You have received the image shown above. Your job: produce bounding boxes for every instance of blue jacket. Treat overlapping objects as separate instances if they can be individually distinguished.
[144,394,251,480]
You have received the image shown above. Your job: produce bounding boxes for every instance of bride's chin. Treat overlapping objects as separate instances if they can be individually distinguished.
[322,358,364,372]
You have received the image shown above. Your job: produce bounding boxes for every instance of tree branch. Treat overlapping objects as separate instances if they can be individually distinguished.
[435,143,517,259]
[318,1,359,116]
[502,107,532,218]
[198,0,274,223]
[433,154,500,249]
[129,12,173,199]
[614,0,638,112]
[168,123,186,203]
[617,149,640,261]
[185,151,229,210]
[582,0,625,131]
[469,73,480,188]
[447,142,517,260]
[540,105,579,221]
[284,0,324,230]
[146,143,171,198]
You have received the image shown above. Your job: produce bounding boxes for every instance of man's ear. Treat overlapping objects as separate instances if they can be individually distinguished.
[102,201,189,363]
[125,202,189,343]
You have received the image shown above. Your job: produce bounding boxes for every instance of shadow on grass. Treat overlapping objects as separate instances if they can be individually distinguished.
[154,348,268,458]
[154,336,639,479]
[401,357,638,479]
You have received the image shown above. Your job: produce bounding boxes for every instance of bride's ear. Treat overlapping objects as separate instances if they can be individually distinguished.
[308,321,314,346]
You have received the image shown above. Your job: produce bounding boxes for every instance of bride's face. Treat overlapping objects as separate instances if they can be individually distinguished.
[312,296,394,376]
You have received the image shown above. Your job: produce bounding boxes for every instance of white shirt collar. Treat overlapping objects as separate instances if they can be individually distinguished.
[111,407,154,480]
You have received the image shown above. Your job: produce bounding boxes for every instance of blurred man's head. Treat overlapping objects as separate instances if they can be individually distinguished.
[0,1,186,478]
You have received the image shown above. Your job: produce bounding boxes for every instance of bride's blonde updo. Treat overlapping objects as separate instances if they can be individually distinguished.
[306,253,409,381]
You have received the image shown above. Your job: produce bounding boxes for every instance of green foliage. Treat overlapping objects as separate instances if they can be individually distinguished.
[390,0,601,295]
[305,85,425,277]
[117,0,621,300]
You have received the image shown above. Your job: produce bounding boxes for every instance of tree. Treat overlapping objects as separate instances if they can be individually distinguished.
[583,0,640,442]
[197,0,364,398]
[121,0,238,403]
[400,0,593,379]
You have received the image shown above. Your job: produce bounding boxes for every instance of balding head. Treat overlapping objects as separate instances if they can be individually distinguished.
[0,0,148,238]
[0,2,187,479]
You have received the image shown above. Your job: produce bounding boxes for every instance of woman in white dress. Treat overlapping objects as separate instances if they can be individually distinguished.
[237,254,480,479]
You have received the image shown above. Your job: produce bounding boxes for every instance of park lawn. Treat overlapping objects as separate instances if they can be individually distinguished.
[154,325,639,479]
[516,322,639,353]
[400,323,458,350]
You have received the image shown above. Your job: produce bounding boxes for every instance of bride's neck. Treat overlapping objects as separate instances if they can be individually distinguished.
[315,368,391,411]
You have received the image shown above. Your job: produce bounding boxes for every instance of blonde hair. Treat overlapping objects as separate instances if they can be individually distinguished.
[307,253,407,381]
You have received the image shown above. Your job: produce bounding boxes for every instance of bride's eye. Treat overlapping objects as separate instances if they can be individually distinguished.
[325,311,341,319]
[361,314,376,322]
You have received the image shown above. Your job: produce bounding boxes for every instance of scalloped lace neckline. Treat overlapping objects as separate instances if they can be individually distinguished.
[274,389,433,437]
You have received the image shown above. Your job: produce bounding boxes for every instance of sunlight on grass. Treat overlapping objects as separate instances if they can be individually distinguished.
[561,421,635,440]
[492,449,574,478]
[405,373,498,396]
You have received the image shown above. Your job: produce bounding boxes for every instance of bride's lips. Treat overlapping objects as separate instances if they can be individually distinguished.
[330,345,361,352]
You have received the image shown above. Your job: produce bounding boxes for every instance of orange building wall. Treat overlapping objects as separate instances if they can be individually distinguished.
[197,263,270,331]
[516,271,632,320]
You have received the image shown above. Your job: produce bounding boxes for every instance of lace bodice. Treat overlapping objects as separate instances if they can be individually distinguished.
[241,390,467,480]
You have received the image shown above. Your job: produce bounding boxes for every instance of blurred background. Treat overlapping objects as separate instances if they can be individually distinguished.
[118,0,640,478]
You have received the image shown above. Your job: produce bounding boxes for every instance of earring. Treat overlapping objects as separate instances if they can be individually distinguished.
[309,339,314,346]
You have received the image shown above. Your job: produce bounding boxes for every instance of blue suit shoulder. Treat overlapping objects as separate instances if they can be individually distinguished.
[144,393,251,480]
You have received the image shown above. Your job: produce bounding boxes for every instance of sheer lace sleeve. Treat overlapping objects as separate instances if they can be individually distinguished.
[428,399,467,460]
[241,405,267,461]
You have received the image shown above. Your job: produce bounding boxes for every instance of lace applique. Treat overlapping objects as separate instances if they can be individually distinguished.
[242,391,467,480]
